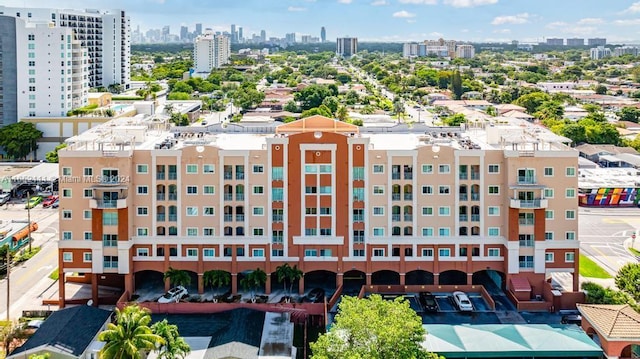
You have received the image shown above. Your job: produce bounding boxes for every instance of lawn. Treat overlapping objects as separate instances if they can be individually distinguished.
[629,247,640,257]
[579,254,613,279]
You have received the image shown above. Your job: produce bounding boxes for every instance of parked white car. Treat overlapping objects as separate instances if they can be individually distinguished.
[158,286,188,303]
[452,291,473,312]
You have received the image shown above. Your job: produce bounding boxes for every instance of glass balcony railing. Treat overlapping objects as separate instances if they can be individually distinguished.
[392,193,401,201]
[224,193,233,201]
[224,214,233,222]
[156,214,165,222]
[392,214,401,222]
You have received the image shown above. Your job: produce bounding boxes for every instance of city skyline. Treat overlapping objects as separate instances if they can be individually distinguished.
[6,0,640,43]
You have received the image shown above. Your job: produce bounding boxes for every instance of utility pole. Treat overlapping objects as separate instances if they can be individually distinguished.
[6,246,10,321]
[27,192,32,253]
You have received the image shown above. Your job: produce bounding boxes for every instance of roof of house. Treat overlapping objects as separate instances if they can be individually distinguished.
[577,304,640,339]
[9,305,111,358]
[502,110,534,119]
[575,144,639,156]
[275,115,359,134]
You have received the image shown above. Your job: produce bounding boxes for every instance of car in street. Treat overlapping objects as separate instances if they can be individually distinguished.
[158,286,188,303]
[419,291,438,312]
[306,288,325,303]
[42,195,59,208]
[452,291,473,312]
[25,196,43,209]
[0,193,10,206]
[51,199,59,208]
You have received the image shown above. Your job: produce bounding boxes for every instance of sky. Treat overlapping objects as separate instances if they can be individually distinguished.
[8,0,640,43]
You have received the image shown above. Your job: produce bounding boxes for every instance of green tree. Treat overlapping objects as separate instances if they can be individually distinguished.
[164,267,191,287]
[535,101,564,121]
[240,268,267,301]
[513,92,551,114]
[618,107,640,123]
[167,92,190,101]
[322,96,340,114]
[615,263,640,301]
[581,282,631,305]
[275,263,293,293]
[594,85,608,95]
[203,269,231,295]
[150,319,191,359]
[284,100,300,113]
[443,113,466,127]
[45,143,67,163]
[336,106,349,122]
[0,122,43,160]
[295,85,335,110]
[99,305,163,359]
[231,82,265,110]
[451,70,463,100]
[311,295,441,359]
[301,105,333,119]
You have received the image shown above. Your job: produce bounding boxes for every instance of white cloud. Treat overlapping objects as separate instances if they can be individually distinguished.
[443,0,497,7]
[429,31,444,37]
[338,0,353,3]
[577,18,604,25]
[625,1,640,13]
[491,13,530,25]
[287,6,307,11]
[546,21,568,29]
[397,0,437,4]
[493,28,511,34]
[370,0,388,5]
[614,19,640,25]
[393,10,416,18]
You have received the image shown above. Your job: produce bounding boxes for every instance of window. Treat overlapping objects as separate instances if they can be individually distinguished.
[305,186,317,194]
[373,249,385,257]
[62,210,72,219]
[565,252,575,262]
[272,188,284,201]
[137,228,149,236]
[438,207,450,216]
[62,231,72,240]
[203,164,215,174]
[204,185,215,194]
[203,248,215,257]
[353,188,364,201]
[305,249,318,257]
[320,249,332,257]
[422,207,433,216]
[272,167,284,180]
[253,249,265,257]
[320,207,332,215]
[544,209,553,219]
[137,207,148,216]
[203,207,215,216]
[421,164,433,174]
[253,186,264,194]
[137,186,148,195]
[565,232,576,240]
[373,228,385,237]
[438,248,450,257]
[566,167,576,176]
[438,228,450,236]
[421,185,433,195]
[253,165,264,173]
[373,207,385,216]
[305,228,317,236]
[63,252,73,262]
[83,167,93,176]
[252,207,264,216]
[187,248,198,257]
[319,165,332,173]
[422,228,434,236]
[422,248,434,257]
[137,248,149,257]
[83,253,92,262]
[545,232,554,240]
[488,186,500,195]
[373,165,384,173]
[544,167,554,176]
[319,186,331,194]
[488,164,500,173]
[488,227,500,236]
[102,234,118,247]
[353,249,365,257]
[438,164,450,174]
[320,228,332,236]
[83,189,93,198]
[136,164,148,174]
[488,248,500,257]
[459,247,468,257]
[204,228,215,236]
[62,189,72,198]
[253,228,265,236]
[373,186,385,195]
[438,186,450,194]
[186,207,198,216]
[566,188,576,198]
[545,253,554,262]
[353,167,364,180]
[488,206,500,216]
[62,167,72,176]
[544,188,554,198]
[186,228,198,236]
[306,208,317,215]
[186,186,198,195]
[565,210,576,220]
[103,212,118,226]
[186,164,198,174]
[519,255,534,268]
[84,232,92,240]
[272,249,284,257]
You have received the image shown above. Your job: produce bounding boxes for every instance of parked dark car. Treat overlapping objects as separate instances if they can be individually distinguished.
[306,288,325,303]
[419,292,438,312]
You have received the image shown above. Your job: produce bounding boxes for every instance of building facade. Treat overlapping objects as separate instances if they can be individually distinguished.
[455,44,475,59]
[0,15,88,125]
[336,37,358,57]
[613,46,639,57]
[57,115,580,307]
[546,38,564,46]
[0,6,130,90]
[566,38,584,46]
[193,31,231,74]
[590,46,611,60]
[587,38,606,46]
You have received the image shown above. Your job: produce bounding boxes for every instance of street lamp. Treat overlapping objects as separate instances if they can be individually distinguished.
[27,192,32,253]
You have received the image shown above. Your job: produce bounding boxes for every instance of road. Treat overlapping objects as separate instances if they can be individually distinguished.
[579,207,640,275]
[0,203,60,320]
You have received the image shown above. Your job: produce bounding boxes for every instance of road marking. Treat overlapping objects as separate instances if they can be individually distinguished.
[37,265,53,272]
[14,246,57,287]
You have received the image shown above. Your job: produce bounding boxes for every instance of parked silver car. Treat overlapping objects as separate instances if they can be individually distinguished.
[158,286,188,303]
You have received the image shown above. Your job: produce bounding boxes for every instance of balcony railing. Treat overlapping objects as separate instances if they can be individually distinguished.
[103,261,118,269]
[89,198,126,209]
[392,173,401,180]
[471,214,480,222]
[236,214,245,222]
[236,173,245,180]
[519,239,535,247]
[404,193,413,201]
[224,193,233,201]
[236,193,245,201]
[459,214,468,222]
[519,219,535,226]
[471,193,480,201]
[459,193,468,201]
[517,176,537,185]
[459,173,468,180]
[404,214,413,222]
[392,193,401,201]
[168,193,178,201]
[392,214,401,222]
[471,173,481,180]
[510,198,548,209]
[156,173,165,180]
[404,172,413,180]
[224,173,233,180]
[353,236,364,243]
[272,236,283,244]
[353,214,364,222]
[168,172,177,180]
[156,193,165,201]
[272,214,283,222]
[156,214,165,222]
[168,214,177,222]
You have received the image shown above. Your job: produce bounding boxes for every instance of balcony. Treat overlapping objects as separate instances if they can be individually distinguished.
[353,215,364,222]
[272,214,283,222]
[236,214,245,222]
[224,173,233,180]
[470,193,480,201]
[156,214,165,222]
[459,193,468,201]
[168,193,178,201]
[89,198,126,209]
[236,193,245,201]
[156,193,165,201]
[517,176,537,185]
[404,193,413,201]
[404,214,413,222]
[459,173,468,180]
[459,214,468,222]
[236,173,245,180]
[156,173,165,180]
[168,172,177,180]
[404,172,413,180]
[392,193,401,201]
[392,173,401,180]
[353,236,364,243]
[510,198,548,209]
[471,214,480,222]
[471,173,481,180]
[168,214,177,222]
[224,214,233,222]
[392,214,401,222]
[519,219,534,226]
[224,193,233,201]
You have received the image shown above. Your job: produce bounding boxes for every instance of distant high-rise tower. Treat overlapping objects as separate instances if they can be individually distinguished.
[260,29,266,43]
[194,31,231,73]
[336,37,358,57]
[321,26,326,43]
[238,27,243,43]
[180,26,188,41]
[195,23,202,36]
[230,24,237,43]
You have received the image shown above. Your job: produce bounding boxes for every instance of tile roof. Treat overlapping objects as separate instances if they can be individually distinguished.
[577,304,640,339]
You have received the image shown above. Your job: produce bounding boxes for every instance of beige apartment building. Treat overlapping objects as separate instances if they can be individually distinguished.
[57,115,580,307]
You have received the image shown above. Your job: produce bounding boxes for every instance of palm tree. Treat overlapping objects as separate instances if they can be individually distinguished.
[203,269,231,301]
[99,305,163,359]
[241,268,267,302]
[275,263,293,293]
[288,265,304,296]
[150,319,191,359]
[163,267,191,287]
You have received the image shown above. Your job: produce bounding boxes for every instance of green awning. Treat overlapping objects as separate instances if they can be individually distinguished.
[422,324,603,358]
